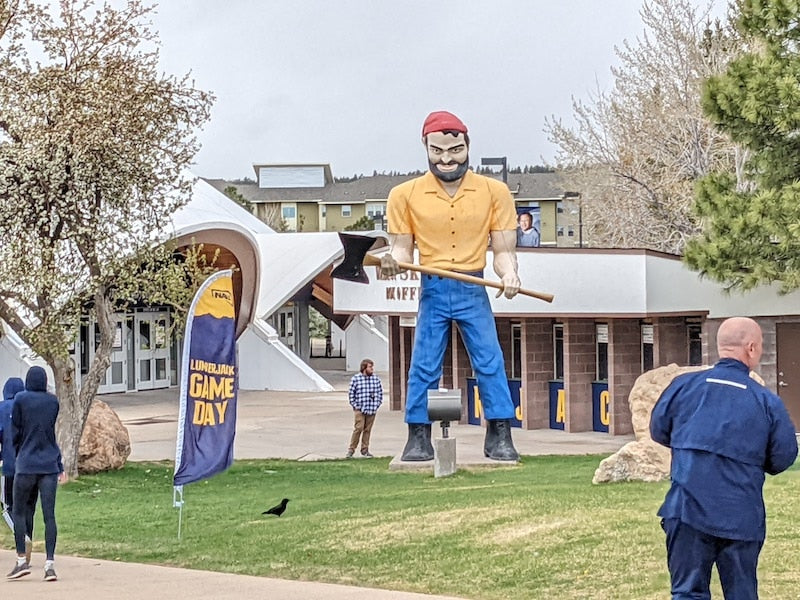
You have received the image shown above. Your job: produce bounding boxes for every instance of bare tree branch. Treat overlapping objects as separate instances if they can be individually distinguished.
[545,0,744,253]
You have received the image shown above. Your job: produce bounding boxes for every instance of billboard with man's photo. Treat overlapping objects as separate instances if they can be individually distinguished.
[515,207,540,248]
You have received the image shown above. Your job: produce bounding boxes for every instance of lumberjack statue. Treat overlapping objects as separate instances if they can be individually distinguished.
[382,110,522,461]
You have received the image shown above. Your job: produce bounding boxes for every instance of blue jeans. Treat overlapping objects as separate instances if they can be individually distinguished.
[14,473,58,561]
[405,274,513,424]
[662,518,762,600]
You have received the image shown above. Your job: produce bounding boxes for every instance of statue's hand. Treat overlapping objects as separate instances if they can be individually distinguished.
[496,272,521,299]
[380,254,402,277]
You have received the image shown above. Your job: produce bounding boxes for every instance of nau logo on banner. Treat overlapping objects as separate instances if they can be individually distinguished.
[174,269,239,487]
[197,286,234,319]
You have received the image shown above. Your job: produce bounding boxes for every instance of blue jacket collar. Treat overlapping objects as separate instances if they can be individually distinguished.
[716,357,750,372]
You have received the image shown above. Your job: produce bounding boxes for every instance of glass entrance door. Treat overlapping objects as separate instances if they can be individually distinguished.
[276,306,295,352]
[96,317,128,394]
[135,310,170,390]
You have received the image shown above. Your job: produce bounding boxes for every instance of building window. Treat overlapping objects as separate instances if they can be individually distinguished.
[557,226,564,237]
[553,324,564,380]
[688,323,702,366]
[511,323,521,379]
[321,205,327,217]
[557,202,564,214]
[641,323,654,372]
[366,202,385,217]
[282,206,296,219]
[341,205,351,217]
[596,323,608,381]
[567,226,575,237]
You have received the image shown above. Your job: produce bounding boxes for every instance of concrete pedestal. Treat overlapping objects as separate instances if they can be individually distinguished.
[433,436,457,478]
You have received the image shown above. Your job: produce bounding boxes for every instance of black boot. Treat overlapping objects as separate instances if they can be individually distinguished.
[484,419,520,461]
[401,423,434,461]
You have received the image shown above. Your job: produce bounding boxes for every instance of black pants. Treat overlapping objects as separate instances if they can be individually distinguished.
[4,474,35,540]
[13,474,57,560]
[3,474,12,511]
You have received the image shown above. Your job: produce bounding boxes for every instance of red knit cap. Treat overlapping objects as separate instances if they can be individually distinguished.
[421,111,468,137]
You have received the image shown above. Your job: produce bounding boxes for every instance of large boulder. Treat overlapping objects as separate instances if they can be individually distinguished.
[593,363,707,484]
[592,438,673,483]
[78,399,131,474]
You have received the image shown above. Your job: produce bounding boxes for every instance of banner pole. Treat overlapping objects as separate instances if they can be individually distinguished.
[173,485,185,540]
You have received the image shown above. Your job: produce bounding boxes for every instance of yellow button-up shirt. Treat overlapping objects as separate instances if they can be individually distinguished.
[387,170,517,271]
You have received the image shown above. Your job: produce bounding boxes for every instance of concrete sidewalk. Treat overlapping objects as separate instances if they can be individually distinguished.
[107,370,631,466]
[0,550,466,600]
[2,369,632,599]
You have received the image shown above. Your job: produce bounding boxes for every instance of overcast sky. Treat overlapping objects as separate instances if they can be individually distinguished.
[150,0,725,180]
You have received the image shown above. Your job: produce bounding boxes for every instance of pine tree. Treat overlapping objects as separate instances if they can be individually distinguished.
[685,0,800,291]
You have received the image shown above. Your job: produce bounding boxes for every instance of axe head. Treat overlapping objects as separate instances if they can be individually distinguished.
[331,232,388,284]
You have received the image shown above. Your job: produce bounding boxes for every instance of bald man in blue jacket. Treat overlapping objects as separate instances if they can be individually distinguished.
[651,317,798,600]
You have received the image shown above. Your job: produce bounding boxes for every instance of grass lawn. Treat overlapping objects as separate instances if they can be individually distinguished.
[4,455,799,599]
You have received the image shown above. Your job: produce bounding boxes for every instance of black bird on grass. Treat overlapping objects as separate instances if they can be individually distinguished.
[262,498,290,516]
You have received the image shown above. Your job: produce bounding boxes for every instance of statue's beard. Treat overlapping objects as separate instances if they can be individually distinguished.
[429,157,469,182]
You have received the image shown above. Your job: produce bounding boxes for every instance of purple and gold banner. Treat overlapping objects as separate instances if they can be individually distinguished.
[174,269,238,486]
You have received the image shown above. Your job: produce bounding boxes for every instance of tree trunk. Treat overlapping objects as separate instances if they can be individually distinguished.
[53,356,83,479]
[53,291,116,478]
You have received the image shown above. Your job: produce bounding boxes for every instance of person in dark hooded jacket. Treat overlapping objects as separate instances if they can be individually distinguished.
[0,377,34,562]
[7,367,63,582]
[0,377,24,512]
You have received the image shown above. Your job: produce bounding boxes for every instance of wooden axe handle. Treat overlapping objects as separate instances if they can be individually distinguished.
[363,254,554,303]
